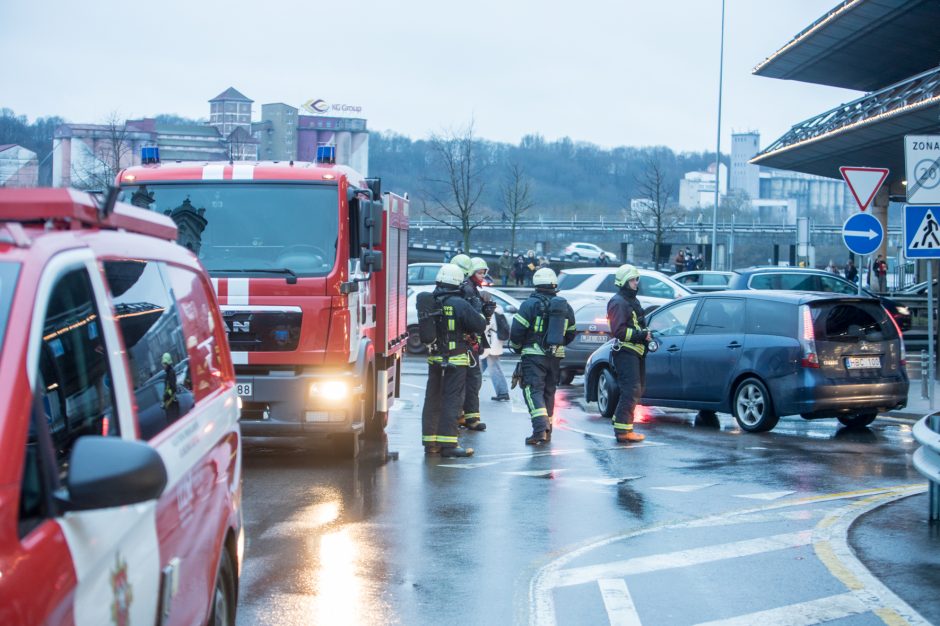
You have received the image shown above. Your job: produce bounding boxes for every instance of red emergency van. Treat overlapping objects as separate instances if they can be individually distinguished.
[0,189,243,625]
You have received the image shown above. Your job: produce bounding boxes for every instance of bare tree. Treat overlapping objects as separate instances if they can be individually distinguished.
[422,120,488,253]
[630,154,686,270]
[72,112,133,190]
[500,162,535,257]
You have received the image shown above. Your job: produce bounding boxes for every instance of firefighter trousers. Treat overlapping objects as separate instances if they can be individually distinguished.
[520,354,559,434]
[612,349,645,432]
[462,349,483,421]
[422,362,468,448]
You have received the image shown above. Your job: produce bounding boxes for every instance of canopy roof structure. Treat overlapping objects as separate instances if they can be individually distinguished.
[751,0,940,184]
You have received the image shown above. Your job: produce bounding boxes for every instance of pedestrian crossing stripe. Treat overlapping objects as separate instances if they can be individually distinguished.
[651,483,718,492]
[910,207,940,249]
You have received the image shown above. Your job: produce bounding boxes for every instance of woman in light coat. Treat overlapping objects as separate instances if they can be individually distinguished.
[482,305,510,401]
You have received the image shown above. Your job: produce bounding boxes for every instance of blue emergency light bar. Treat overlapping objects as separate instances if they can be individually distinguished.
[141,146,160,164]
[316,145,336,164]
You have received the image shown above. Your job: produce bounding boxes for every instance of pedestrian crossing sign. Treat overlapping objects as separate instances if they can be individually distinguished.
[903,204,940,258]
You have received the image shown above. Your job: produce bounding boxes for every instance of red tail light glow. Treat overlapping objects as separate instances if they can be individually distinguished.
[799,305,819,368]
[885,306,906,366]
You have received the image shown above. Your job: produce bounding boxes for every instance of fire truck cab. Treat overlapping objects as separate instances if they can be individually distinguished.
[118,153,408,457]
[0,189,243,625]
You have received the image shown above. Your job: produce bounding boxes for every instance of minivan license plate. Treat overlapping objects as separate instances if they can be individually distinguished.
[236,383,253,397]
[581,334,608,344]
[846,356,880,369]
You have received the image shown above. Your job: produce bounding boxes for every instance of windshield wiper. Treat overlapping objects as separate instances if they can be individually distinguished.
[211,268,298,284]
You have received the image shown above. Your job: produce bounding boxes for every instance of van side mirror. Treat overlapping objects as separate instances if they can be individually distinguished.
[362,249,383,272]
[358,201,382,250]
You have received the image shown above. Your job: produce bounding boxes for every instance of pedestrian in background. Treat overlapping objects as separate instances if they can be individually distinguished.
[673,249,685,274]
[483,305,510,401]
[845,259,858,283]
[685,251,696,272]
[598,252,610,267]
[497,250,513,286]
[525,250,538,286]
[873,255,888,292]
[826,259,840,275]
[513,254,526,286]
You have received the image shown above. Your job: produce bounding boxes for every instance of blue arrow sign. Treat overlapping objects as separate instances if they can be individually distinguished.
[842,212,883,255]
[904,204,940,258]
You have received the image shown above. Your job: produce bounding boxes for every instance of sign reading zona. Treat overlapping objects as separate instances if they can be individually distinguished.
[840,166,889,212]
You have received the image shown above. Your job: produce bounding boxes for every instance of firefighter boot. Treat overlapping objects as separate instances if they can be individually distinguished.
[441,446,474,458]
[525,431,548,446]
[616,431,645,443]
[424,445,442,457]
[464,418,487,431]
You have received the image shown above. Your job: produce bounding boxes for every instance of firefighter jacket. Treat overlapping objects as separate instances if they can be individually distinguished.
[509,290,576,357]
[428,285,487,367]
[607,286,648,357]
[460,279,490,350]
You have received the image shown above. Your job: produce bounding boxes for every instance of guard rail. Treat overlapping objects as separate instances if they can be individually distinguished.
[912,412,940,521]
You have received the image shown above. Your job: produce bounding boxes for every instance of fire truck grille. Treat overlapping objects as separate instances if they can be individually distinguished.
[223,309,302,352]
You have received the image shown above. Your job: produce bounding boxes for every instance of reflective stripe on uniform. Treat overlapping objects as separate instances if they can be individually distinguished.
[464,412,480,420]
[427,353,471,366]
[613,422,635,431]
[513,313,530,328]
[438,435,459,444]
[423,435,438,443]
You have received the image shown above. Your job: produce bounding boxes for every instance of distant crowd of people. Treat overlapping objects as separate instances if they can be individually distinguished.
[824,255,887,292]
[673,248,705,274]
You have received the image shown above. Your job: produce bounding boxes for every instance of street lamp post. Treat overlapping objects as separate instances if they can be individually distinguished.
[711,0,726,270]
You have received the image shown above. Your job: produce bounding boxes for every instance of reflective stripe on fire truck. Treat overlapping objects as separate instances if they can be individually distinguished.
[231,352,249,365]
[232,163,255,180]
[228,278,249,305]
[203,164,225,180]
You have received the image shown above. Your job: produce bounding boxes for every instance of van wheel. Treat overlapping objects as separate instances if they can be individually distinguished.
[407,326,427,354]
[838,412,877,428]
[209,548,237,626]
[732,378,778,432]
[335,432,361,458]
[559,369,576,386]
[596,368,619,418]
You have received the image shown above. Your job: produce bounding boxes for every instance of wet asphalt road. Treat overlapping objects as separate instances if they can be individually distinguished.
[235,355,928,626]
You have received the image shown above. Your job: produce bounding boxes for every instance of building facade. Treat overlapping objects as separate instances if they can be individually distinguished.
[678,163,727,209]
[0,145,39,187]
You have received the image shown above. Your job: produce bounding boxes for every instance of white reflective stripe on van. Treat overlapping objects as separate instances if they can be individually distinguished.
[203,164,225,180]
[228,278,249,305]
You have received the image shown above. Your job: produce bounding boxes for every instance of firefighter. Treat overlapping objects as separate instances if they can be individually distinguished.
[421,264,488,457]
[457,257,496,431]
[509,267,576,445]
[607,264,649,443]
[162,352,180,423]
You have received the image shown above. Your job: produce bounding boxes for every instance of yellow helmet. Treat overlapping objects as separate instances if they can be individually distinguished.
[451,254,472,277]
[470,257,488,273]
[614,264,640,288]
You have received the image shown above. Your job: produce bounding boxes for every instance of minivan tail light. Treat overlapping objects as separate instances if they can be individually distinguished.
[799,304,819,368]
[885,305,906,366]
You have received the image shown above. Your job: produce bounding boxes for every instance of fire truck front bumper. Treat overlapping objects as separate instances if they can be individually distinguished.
[236,369,364,437]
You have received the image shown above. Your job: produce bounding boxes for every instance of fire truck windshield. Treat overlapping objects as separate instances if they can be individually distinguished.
[119,183,339,276]
[0,262,18,351]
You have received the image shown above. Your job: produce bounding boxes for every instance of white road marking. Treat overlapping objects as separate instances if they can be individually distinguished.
[437,462,501,469]
[576,476,643,486]
[504,469,569,478]
[651,483,718,493]
[693,591,869,626]
[734,490,796,501]
[598,579,642,626]
[550,531,812,589]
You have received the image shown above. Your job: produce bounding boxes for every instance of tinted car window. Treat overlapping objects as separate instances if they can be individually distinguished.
[0,262,19,351]
[408,266,422,283]
[818,275,857,294]
[745,299,797,337]
[597,274,617,293]
[104,260,191,440]
[812,301,896,342]
[638,276,674,299]
[557,273,591,291]
[692,298,744,334]
[649,299,698,336]
[576,302,608,323]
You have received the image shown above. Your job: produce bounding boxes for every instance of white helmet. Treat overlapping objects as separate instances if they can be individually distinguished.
[450,254,472,278]
[614,264,640,288]
[436,263,465,286]
[533,267,558,288]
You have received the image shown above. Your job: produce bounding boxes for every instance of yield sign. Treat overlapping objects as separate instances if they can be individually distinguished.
[840,166,889,211]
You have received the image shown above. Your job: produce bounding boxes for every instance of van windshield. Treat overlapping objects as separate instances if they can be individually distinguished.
[0,262,18,351]
[119,183,339,276]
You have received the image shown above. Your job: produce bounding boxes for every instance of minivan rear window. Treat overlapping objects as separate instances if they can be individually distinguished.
[557,273,591,291]
[0,262,19,351]
[812,301,896,342]
[745,299,796,337]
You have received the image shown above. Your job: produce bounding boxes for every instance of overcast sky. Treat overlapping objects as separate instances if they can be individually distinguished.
[1,0,861,153]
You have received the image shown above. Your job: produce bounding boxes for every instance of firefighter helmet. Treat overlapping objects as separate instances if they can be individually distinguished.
[614,264,640,288]
[451,254,472,277]
[532,268,558,288]
[162,352,173,366]
[436,263,465,286]
[470,257,488,273]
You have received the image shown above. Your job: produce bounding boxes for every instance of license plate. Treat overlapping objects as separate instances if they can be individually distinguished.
[845,356,880,369]
[581,334,608,344]
[236,383,253,397]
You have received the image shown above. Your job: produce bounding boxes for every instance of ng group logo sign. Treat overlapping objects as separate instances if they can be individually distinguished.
[302,98,363,116]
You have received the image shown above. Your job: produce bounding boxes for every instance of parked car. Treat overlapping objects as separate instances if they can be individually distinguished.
[558,301,612,385]
[584,290,908,432]
[727,267,911,330]
[408,262,445,286]
[557,267,692,311]
[562,242,618,263]
[0,189,242,624]
[672,270,734,292]
[406,285,521,354]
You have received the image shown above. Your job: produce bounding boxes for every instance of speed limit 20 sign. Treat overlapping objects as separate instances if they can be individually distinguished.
[905,135,940,204]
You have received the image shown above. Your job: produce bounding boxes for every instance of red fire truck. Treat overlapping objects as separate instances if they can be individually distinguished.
[118,152,408,456]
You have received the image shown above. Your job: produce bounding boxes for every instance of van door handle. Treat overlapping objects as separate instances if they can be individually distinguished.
[727,341,742,349]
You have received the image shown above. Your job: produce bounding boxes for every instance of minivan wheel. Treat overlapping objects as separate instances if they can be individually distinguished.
[732,378,778,432]
[597,368,619,418]
[838,412,877,428]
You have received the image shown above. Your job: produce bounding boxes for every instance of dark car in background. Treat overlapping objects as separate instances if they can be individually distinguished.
[558,301,611,385]
[726,267,911,331]
[584,291,908,432]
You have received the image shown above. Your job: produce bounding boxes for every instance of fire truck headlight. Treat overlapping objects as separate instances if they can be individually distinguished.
[309,380,350,402]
